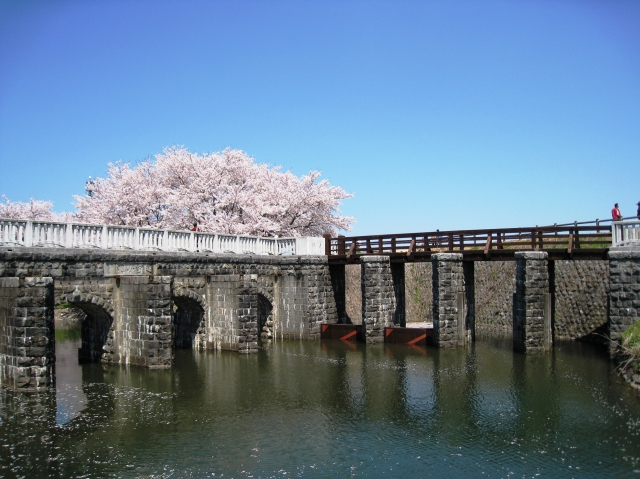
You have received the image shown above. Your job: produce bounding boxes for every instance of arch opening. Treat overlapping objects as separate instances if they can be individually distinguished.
[258,294,274,341]
[173,296,205,349]
[69,302,114,363]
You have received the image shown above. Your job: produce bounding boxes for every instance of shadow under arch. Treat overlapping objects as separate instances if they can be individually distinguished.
[258,293,274,341]
[172,290,206,349]
[56,294,115,363]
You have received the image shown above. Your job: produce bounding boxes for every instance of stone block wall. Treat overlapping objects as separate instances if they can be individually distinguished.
[474,262,515,336]
[608,249,640,357]
[554,260,609,340]
[0,277,54,391]
[115,275,173,368]
[432,253,468,348]
[474,260,608,341]
[237,276,259,353]
[277,261,336,341]
[513,252,551,353]
[361,256,397,343]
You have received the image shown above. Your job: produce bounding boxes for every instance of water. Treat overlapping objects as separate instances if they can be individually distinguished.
[2,336,640,478]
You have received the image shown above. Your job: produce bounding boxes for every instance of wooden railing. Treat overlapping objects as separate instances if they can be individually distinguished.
[0,218,325,256]
[324,222,614,262]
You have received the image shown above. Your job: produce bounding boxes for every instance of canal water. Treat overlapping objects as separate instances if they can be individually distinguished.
[2,335,640,478]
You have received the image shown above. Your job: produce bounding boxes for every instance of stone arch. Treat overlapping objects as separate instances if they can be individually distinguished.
[172,288,207,349]
[56,292,115,363]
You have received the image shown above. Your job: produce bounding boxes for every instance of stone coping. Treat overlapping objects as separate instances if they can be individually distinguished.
[0,247,329,265]
[608,248,640,260]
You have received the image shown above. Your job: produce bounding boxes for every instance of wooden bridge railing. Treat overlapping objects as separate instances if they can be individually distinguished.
[324,222,614,262]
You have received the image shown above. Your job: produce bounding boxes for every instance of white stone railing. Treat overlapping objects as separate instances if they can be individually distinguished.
[612,220,640,247]
[0,219,325,255]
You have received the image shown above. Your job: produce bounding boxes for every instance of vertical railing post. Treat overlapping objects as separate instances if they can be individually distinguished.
[25,220,33,247]
[134,227,140,250]
[102,225,108,249]
[65,222,73,248]
[338,235,345,255]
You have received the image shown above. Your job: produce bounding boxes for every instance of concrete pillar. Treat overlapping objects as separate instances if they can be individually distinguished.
[513,251,552,353]
[329,264,348,324]
[361,256,397,343]
[432,253,472,347]
[0,277,55,391]
[608,249,640,358]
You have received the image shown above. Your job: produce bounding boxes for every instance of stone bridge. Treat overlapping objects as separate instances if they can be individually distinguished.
[1,220,640,392]
[0,248,337,391]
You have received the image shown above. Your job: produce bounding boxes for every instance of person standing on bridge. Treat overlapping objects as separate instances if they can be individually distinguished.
[637,201,640,220]
[612,203,623,220]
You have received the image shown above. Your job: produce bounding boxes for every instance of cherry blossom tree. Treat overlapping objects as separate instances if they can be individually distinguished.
[73,147,354,236]
[0,196,63,221]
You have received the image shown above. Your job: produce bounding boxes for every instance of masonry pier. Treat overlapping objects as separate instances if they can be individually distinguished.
[608,249,640,358]
[513,252,552,353]
[360,257,405,343]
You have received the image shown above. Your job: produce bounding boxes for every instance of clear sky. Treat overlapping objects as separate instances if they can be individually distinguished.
[1,0,639,236]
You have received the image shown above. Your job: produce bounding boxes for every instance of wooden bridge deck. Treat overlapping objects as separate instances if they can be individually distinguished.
[324,223,612,264]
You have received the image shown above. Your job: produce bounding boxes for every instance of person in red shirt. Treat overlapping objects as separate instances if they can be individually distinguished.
[612,203,622,220]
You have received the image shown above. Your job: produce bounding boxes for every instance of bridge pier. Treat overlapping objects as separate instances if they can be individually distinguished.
[513,252,552,353]
[361,256,405,343]
[114,275,174,368]
[608,249,640,358]
[432,253,474,348]
[0,277,55,391]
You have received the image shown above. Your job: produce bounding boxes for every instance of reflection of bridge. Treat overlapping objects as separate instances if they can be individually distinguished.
[1,219,639,392]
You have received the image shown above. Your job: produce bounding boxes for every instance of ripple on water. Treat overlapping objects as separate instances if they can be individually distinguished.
[2,339,640,478]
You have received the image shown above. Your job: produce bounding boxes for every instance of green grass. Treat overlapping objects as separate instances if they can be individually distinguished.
[620,321,640,373]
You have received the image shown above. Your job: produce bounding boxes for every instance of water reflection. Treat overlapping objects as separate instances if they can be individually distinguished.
[2,336,640,478]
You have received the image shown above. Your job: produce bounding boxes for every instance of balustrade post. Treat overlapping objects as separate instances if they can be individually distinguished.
[134,227,140,250]
[101,225,108,249]
[65,222,73,248]
[24,221,33,247]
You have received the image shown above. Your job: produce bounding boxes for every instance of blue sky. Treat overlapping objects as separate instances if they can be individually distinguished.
[1,0,639,236]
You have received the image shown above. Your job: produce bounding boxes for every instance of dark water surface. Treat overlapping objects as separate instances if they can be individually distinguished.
[2,337,640,478]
